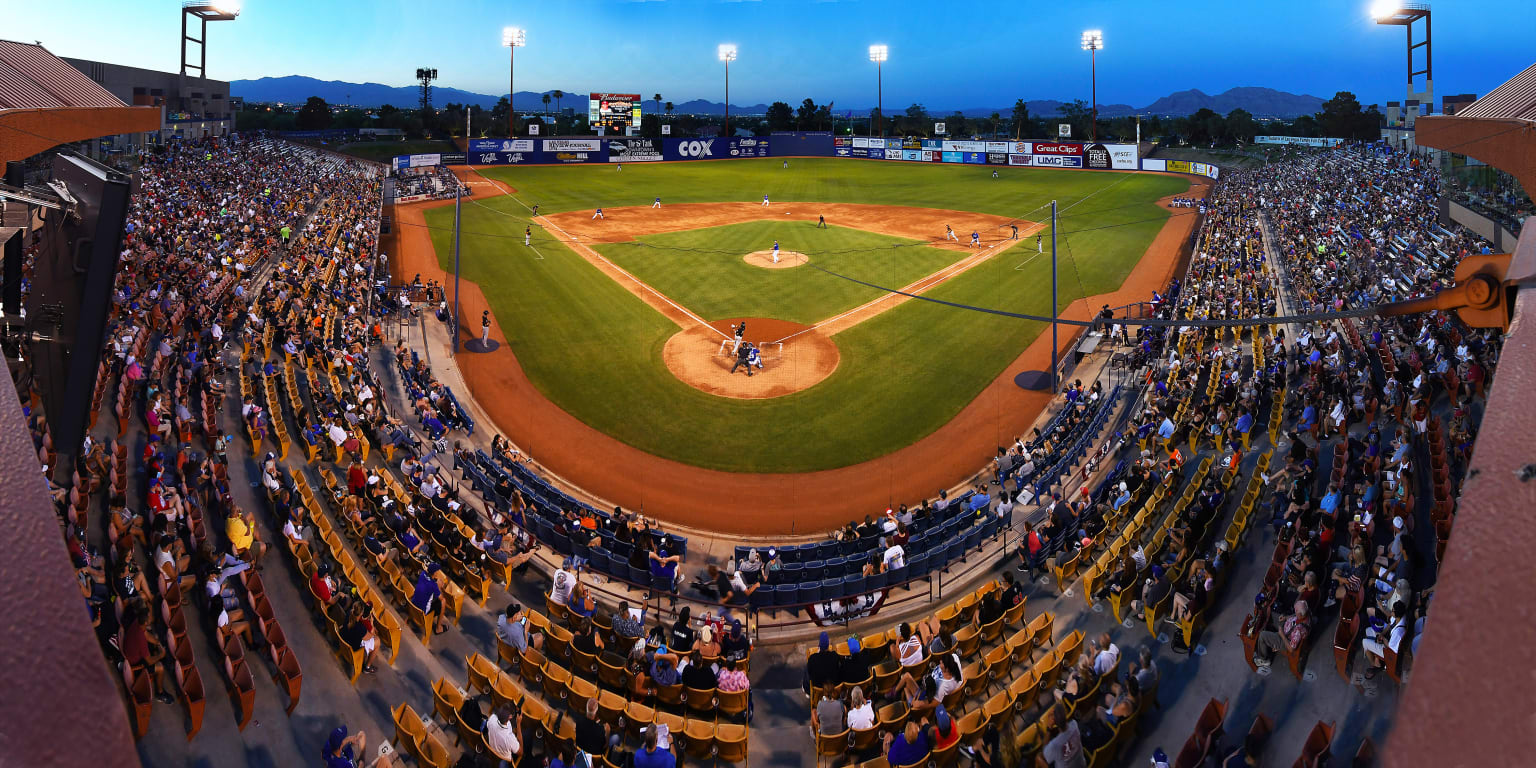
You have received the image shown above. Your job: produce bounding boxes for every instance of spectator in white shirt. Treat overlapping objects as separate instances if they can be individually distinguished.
[484,703,521,767]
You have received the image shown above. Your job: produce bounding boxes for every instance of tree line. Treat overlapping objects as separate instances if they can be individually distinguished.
[239,90,1386,146]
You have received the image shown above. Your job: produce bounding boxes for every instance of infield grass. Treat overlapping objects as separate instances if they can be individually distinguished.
[426,158,1187,472]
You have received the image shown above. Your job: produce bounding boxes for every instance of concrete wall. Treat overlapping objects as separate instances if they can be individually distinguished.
[1445,198,1521,252]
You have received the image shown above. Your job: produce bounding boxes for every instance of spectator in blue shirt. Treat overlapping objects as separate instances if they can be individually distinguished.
[1157,417,1176,441]
[1235,409,1254,436]
[411,563,449,635]
[885,721,930,767]
[632,728,675,768]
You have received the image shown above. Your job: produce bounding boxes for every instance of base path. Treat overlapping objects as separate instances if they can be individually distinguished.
[664,318,839,399]
[389,173,1206,535]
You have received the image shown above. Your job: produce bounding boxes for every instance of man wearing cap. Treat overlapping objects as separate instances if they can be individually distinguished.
[928,705,963,752]
[1132,565,1172,621]
[807,631,841,693]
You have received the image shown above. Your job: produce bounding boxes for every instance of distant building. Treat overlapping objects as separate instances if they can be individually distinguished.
[62,56,233,153]
[1442,94,1478,116]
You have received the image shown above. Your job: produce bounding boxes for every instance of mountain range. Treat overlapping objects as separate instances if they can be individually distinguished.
[231,76,1327,119]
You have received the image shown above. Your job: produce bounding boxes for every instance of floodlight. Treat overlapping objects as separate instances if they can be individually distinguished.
[212,1,241,15]
[1081,30,1103,51]
[868,44,888,63]
[718,44,737,62]
[1370,1,1400,19]
[503,27,526,47]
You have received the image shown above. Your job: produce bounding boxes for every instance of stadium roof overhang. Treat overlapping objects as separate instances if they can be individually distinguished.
[0,105,164,163]
[1386,63,1536,767]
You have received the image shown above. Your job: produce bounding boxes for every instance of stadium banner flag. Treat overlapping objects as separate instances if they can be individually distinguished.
[1008,154,1031,166]
[985,141,1011,153]
[921,139,942,150]
[1030,141,1082,157]
[728,137,771,157]
[607,138,664,162]
[469,139,535,153]
[903,150,922,161]
[942,140,985,152]
[1164,160,1193,174]
[544,139,602,152]
[941,151,964,163]
[868,148,886,159]
[986,152,1010,164]
[1141,158,1167,171]
[1031,155,1083,168]
[963,152,987,164]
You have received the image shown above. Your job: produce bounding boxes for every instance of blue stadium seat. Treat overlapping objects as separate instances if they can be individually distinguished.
[826,556,849,578]
[749,586,773,612]
[903,554,928,580]
[841,574,864,599]
[589,549,615,576]
[797,582,823,606]
[822,578,846,601]
[550,529,572,556]
[780,562,804,584]
[963,527,983,553]
[801,560,825,583]
[773,584,798,607]
[880,565,904,588]
[627,564,649,587]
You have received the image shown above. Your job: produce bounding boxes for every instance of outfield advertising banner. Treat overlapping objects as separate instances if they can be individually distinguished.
[868,148,886,159]
[1141,158,1167,171]
[469,151,529,165]
[1009,141,1031,154]
[835,147,852,157]
[1008,154,1031,166]
[441,153,466,165]
[1030,141,1082,157]
[468,139,535,153]
[920,150,936,162]
[963,152,987,164]
[551,151,597,164]
[543,139,602,152]
[902,137,922,150]
[1084,143,1140,170]
[942,140,985,152]
[849,147,869,158]
[922,139,942,150]
[834,137,852,147]
[1255,135,1345,147]
[903,150,922,161]
[608,139,663,162]
[1032,155,1083,167]
[853,137,874,148]
[728,137,771,158]
[985,141,1011,153]
[1164,160,1193,174]
[986,152,1009,164]
[942,151,963,163]
[393,153,442,169]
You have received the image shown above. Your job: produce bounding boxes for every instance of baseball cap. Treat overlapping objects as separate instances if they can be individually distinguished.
[562,557,573,569]
[935,706,952,734]
[848,637,862,655]
[819,631,830,651]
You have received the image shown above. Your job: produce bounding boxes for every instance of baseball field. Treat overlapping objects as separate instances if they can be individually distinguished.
[396,156,1185,506]
[410,158,1189,478]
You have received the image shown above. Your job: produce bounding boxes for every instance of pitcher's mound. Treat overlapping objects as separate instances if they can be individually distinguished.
[744,250,808,269]
[663,317,839,399]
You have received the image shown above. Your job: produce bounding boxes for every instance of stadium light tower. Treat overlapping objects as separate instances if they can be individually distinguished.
[868,45,888,137]
[1081,30,1103,142]
[503,27,527,138]
[178,1,241,118]
[1371,2,1433,126]
[718,44,737,138]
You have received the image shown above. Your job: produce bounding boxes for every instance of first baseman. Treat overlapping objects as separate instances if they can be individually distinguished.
[946,225,958,242]
[971,231,980,247]
[652,196,661,208]
[592,208,604,219]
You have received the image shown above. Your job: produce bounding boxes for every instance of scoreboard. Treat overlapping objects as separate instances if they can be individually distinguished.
[588,92,641,135]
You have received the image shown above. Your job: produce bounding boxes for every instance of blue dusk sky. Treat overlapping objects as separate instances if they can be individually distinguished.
[6,0,1531,109]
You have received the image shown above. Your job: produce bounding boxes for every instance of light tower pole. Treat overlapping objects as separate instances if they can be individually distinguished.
[503,27,526,138]
[718,45,737,138]
[1372,3,1434,125]
[868,45,888,137]
[1081,30,1103,142]
[178,2,240,128]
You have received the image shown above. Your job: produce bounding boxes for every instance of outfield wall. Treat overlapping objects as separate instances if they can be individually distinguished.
[397,133,1219,179]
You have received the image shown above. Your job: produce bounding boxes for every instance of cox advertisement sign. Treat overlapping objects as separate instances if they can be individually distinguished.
[1031,142,1082,156]
[544,139,602,152]
[1032,155,1083,167]
[469,139,535,153]
[669,138,719,160]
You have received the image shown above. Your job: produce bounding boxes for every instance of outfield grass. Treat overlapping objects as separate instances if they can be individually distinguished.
[426,159,1187,471]
[597,221,963,324]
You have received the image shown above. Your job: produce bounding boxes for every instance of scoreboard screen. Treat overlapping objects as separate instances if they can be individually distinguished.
[588,92,641,134]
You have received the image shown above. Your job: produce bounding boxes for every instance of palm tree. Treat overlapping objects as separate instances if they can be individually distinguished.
[553,90,564,114]
[665,101,674,120]
[990,112,1003,138]
[542,93,551,114]
[653,93,662,118]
